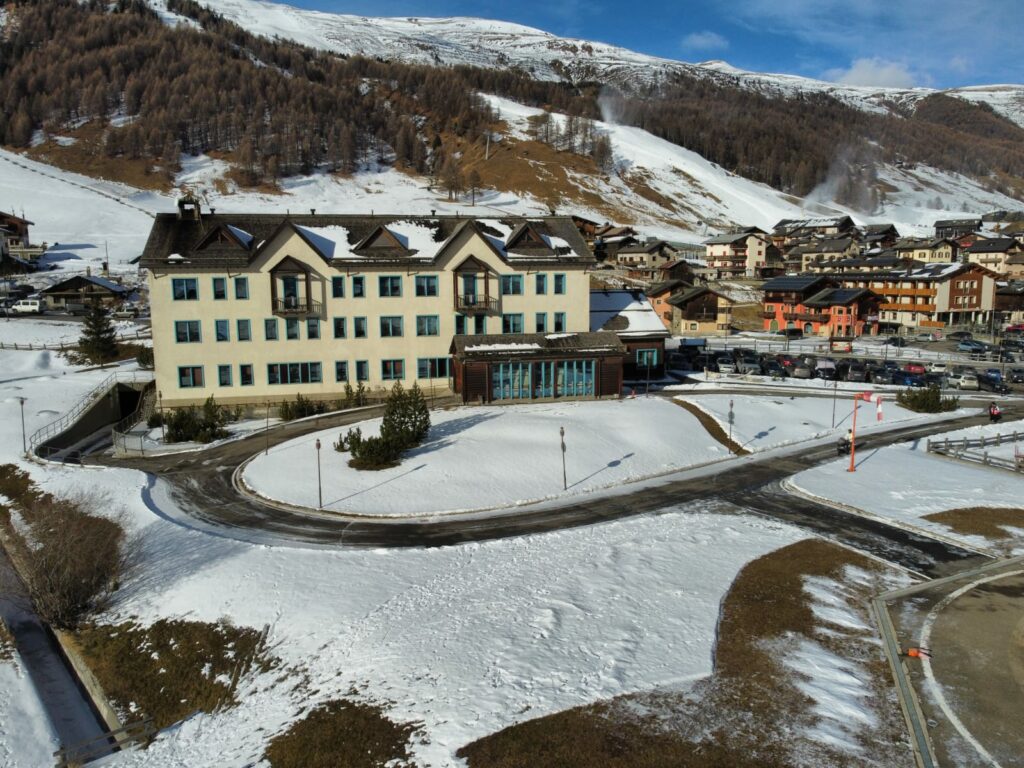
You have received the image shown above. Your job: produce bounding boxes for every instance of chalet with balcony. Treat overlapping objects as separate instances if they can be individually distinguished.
[615,240,681,279]
[862,223,900,249]
[40,274,130,311]
[703,229,780,278]
[934,218,981,240]
[761,275,879,337]
[592,225,639,261]
[771,216,856,248]
[964,237,1023,275]
[645,279,690,328]
[996,281,1024,324]
[893,237,959,264]
[666,285,734,336]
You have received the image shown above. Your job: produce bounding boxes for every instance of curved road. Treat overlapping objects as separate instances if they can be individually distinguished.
[90,402,1012,577]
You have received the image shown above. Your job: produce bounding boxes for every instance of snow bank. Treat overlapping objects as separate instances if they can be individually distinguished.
[0,655,60,767]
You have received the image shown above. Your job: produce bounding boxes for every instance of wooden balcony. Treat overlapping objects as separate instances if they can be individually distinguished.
[456,295,498,313]
[783,311,829,323]
[761,310,777,319]
[879,302,937,313]
[272,297,322,316]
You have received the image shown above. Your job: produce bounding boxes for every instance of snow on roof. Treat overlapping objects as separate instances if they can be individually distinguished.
[387,220,443,256]
[294,225,353,260]
[590,290,669,336]
[541,233,571,251]
[464,342,543,352]
[226,224,254,248]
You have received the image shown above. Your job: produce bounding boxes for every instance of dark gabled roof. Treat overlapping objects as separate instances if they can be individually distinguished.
[761,275,833,292]
[141,213,593,269]
[863,223,899,235]
[966,237,1020,253]
[772,216,855,235]
[617,239,678,254]
[40,274,128,295]
[450,331,625,360]
[935,218,981,228]
[665,285,732,308]
[802,288,874,308]
[0,211,34,225]
[647,279,691,297]
[704,231,758,245]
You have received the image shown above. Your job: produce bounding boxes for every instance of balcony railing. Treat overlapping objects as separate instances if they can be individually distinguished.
[456,295,498,313]
[783,311,830,323]
[273,297,323,316]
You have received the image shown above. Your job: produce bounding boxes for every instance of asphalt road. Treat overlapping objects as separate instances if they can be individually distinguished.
[91,403,1008,577]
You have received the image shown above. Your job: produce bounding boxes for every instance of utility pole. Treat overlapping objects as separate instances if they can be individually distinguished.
[315,438,323,509]
[17,397,27,455]
[158,390,165,442]
[559,426,567,491]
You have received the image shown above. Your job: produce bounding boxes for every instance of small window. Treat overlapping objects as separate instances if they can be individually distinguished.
[218,364,232,386]
[535,312,547,333]
[355,360,369,381]
[213,277,227,300]
[416,315,439,336]
[215,319,230,342]
[239,364,254,386]
[502,314,524,334]
[455,314,467,335]
[335,361,348,382]
[535,274,547,294]
[237,319,251,341]
[174,320,201,343]
[554,273,566,294]
[333,317,347,338]
[382,359,404,380]
[417,357,450,379]
[234,277,249,300]
[352,276,365,298]
[178,366,203,388]
[264,318,278,340]
[473,315,486,334]
[380,316,403,337]
[331,276,345,298]
[415,275,438,297]
[378,275,402,297]
[500,275,524,295]
[172,278,198,301]
[286,318,300,340]
[354,317,367,338]
[307,318,320,340]
[554,312,566,332]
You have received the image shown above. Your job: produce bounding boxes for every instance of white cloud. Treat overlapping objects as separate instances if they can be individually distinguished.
[824,57,917,88]
[681,30,729,52]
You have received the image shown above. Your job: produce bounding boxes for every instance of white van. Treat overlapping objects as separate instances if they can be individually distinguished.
[11,298,42,314]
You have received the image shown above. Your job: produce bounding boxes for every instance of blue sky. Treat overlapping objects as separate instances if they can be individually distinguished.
[296,0,1021,89]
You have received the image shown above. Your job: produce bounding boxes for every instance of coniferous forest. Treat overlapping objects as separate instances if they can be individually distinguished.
[1,0,1022,201]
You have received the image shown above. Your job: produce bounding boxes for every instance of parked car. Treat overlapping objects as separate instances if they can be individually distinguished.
[737,356,761,374]
[984,368,1003,382]
[892,372,927,388]
[781,328,803,339]
[927,361,948,374]
[903,362,927,374]
[791,362,813,379]
[979,373,1010,394]
[761,360,786,378]
[884,336,908,347]
[872,369,895,385]
[1009,368,1024,384]
[1004,324,1024,333]
[112,305,139,319]
[958,340,986,353]
[957,372,980,391]
[846,363,869,382]
[717,356,738,374]
[10,298,42,314]
[776,354,798,369]
[913,332,937,343]
[947,331,974,341]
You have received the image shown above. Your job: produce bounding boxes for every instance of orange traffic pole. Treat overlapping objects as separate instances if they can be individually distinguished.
[848,396,859,472]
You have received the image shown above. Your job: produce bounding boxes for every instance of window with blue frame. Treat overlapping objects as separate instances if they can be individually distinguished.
[307,318,320,340]
[218,365,232,386]
[378,275,402,297]
[381,359,404,380]
[331,276,345,298]
[380,316,403,337]
[637,348,659,367]
[237,319,251,341]
[554,312,566,332]
[352,276,365,297]
[491,362,532,400]
[213,277,227,300]
[234,277,249,299]
[415,275,438,296]
[355,360,369,381]
[178,366,203,388]
[172,278,198,300]
[239,364,254,386]
[417,357,450,379]
[267,362,322,384]
[500,275,524,295]
[286,318,300,340]
[333,317,346,338]
[554,273,566,294]
[174,320,201,343]
[335,361,348,382]
[535,273,547,294]
[502,313,524,334]
[455,314,467,335]
[354,317,367,338]
[416,315,439,336]
[215,319,229,342]
[264,318,278,340]
[535,313,547,333]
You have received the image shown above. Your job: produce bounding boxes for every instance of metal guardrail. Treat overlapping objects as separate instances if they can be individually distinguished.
[28,370,154,452]
[927,432,1024,472]
[111,381,157,457]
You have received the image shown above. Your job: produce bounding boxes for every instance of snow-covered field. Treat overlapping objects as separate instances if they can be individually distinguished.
[0,650,60,767]
[242,398,727,516]
[790,419,1024,554]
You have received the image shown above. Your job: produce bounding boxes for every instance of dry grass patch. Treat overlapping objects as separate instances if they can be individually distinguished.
[0,618,14,662]
[74,618,273,730]
[458,539,909,768]
[924,507,1024,541]
[672,400,750,456]
[265,698,423,768]
[730,302,767,331]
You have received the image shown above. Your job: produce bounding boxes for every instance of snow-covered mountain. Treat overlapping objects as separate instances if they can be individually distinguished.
[159,0,1024,129]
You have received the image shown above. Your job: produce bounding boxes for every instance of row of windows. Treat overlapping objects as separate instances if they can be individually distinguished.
[178,358,452,388]
[175,273,569,301]
[175,312,568,343]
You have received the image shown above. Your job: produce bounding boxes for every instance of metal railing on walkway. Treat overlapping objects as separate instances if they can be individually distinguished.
[927,431,1024,472]
[0,329,151,352]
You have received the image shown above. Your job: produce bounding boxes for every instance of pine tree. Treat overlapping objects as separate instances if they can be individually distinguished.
[78,304,119,363]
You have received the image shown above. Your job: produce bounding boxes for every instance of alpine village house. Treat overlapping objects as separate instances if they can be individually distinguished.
[141,198,625,407]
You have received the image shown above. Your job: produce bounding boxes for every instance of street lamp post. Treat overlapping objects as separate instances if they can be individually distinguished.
[16,397,27,455]
[315,438,322,509]
[559,426,567,491]
[265,402,271,456]
[158,389,165,442]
